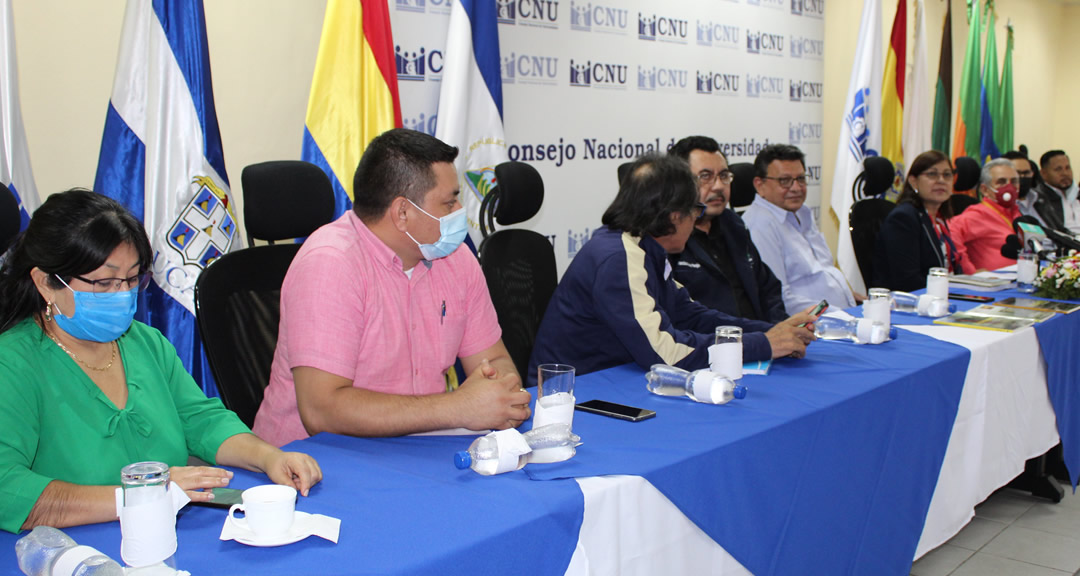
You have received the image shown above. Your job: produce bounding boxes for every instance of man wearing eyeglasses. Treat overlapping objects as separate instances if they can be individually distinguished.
[667,136,786,323]
[949,158,1023,270]
[742,144,859,315]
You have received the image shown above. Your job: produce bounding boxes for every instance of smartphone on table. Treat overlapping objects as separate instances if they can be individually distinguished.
[575,399,656,422]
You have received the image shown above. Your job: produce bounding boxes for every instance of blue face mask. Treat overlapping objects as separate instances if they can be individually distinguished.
[52,275,138,342]
[405,200,469,261]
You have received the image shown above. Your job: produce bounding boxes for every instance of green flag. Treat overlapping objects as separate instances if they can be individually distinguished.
[931,1,952,153]
[997,23,1014,151]
[983,2,999,140]
[953,0,982,161]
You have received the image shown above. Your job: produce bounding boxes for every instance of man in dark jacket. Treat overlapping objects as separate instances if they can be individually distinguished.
[668,136,787,323]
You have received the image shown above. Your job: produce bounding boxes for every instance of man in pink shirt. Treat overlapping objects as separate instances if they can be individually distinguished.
[950,158,1023,272]
[253,129,529,447]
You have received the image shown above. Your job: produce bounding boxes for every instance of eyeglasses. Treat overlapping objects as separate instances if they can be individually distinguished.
[68,273,151,296]
[920,171,955,181]
[762,175,808,188]
[695,170,734,187]
[692,202,707,220]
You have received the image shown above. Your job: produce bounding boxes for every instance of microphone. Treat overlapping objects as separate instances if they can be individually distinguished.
[1000,234,1021,260]
[1013,215,1080,253]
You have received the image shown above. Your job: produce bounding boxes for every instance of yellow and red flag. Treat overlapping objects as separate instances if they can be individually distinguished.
[302,0,403,217]
[881,0,906,189]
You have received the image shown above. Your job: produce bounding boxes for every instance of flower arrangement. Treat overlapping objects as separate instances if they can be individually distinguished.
[1035,250,1080,301]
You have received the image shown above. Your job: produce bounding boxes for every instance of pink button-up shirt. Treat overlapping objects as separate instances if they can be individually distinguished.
[950,200,1021,272]
[253,212,501,447]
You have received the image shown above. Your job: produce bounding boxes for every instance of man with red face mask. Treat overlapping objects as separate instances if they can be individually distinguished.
[950,158,1023,271]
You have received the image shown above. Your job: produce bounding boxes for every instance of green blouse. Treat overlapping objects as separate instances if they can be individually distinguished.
[0,319,250,533]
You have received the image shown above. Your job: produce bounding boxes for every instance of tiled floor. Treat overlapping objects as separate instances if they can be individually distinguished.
[911,485,1080,576]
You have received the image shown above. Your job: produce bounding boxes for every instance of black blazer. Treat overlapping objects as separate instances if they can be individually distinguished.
[1030,182,1067,234]
[672,209,787,323]
[873,201,960,292]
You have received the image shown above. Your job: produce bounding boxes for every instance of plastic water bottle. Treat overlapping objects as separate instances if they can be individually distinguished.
[645,364,747,405]
[15,526,125,576]
[891,291,955,317]
[814,317,897,344]
[454,424,581,476]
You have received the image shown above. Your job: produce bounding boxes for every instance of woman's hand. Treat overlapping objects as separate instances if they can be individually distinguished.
[169,465,233,502]
[261,451,322,497]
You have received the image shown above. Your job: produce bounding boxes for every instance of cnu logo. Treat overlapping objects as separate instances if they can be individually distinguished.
[570,59,628,87]
[696,21,739,48]
[745,74,784,98]
[789,80,823,102]
[696,70,740,95]
[746,31,784,56]
[497,0,559,27]
[404,112,438,136]
[570,1,629,33]
[788,121,823,144]
[790,35,824,59]
[638,13,688,42]
[637,66,688,91]
[502,52,559,85]
[395,46,443,81]
[567,227,593,259]
[806,165,822,185]
[791,0,825,17]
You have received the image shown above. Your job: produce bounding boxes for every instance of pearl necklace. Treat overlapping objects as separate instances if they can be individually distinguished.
[46,331,117,372]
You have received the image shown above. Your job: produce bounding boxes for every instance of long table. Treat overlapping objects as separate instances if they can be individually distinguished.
[2,289,1077,575]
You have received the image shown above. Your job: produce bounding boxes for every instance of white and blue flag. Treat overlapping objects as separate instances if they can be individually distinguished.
[0,0,38,230]
[829,0,882,295]
[435,0,508,242]
[95,0,238,397]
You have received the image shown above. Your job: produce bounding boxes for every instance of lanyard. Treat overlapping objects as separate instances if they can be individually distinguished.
[980,200,1014,231]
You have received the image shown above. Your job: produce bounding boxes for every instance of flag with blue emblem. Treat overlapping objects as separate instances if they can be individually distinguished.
[94,0,237,398]
[829,0,882,294]
[0,0,39,231]
[435,0,508,242]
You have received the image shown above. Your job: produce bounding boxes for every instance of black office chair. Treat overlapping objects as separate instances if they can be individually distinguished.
[616,161,633,186]
[851,156,896,202]
[949,194,980,215]
[953,156,980,195]
[849,199,895,289]
[194,161,335,427]
[728,162,756,211]
[0,183,20,255]
[477,161,555,382]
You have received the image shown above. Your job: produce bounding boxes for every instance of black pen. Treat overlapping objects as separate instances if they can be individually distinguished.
[441,300,446,325]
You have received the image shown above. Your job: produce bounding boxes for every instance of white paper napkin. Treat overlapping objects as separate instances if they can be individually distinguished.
[219,511,341,545]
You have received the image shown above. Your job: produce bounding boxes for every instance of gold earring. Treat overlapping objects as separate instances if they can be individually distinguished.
[43,301,53,322]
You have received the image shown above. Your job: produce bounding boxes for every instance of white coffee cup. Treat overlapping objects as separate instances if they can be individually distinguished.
[227,484,297,539]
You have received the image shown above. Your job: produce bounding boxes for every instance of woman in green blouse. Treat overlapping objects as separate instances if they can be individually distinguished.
[0,189,322,534]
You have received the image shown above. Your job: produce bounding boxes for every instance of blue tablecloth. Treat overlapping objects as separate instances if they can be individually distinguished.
[526,328,970,576]
[0,434,584,576]
[857,285,1080,489]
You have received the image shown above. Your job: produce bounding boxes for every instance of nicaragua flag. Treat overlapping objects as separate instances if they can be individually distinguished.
[0,0,39,231]
[435,0,508,243]
[94,0,238,398]
[302,0,402,219]
[829,0,882,295]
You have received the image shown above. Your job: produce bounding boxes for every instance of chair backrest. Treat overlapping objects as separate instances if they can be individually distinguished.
[476,161,554,380]
[480,231,557,379]
[0,182,21,255]
[950,193,980,215]
[194,244,301,427]
[728,162,756,211]
[849,198,896,289]
[194,160,335,426]
[241,161,335,244]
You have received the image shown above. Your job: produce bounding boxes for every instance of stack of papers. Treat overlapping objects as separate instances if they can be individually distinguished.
[995,297,1080,314]
[932,304,1052,332]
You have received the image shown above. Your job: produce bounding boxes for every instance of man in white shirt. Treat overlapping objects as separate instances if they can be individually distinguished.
[741,144,860,315]
[1031,150,1080,235]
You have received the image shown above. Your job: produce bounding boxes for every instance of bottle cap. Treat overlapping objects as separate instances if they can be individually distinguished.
[733,385,747,400]
[453,451,471,470]
[888,326,899,340]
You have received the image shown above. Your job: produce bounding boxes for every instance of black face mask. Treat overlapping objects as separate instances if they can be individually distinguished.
[1019,177,1034,199]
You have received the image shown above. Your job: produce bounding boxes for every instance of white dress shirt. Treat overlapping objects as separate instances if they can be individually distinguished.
[742,194,856,315]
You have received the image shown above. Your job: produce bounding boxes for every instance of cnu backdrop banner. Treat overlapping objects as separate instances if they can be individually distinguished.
[391,0,825,275]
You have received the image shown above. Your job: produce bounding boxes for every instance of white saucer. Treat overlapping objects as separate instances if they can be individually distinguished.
[232,511,314,547]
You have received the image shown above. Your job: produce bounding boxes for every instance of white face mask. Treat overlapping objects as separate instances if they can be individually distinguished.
[404,200,468,260]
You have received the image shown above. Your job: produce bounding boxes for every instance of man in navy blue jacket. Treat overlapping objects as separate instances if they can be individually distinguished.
[668,136,787,323]
[528,154,816,384]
